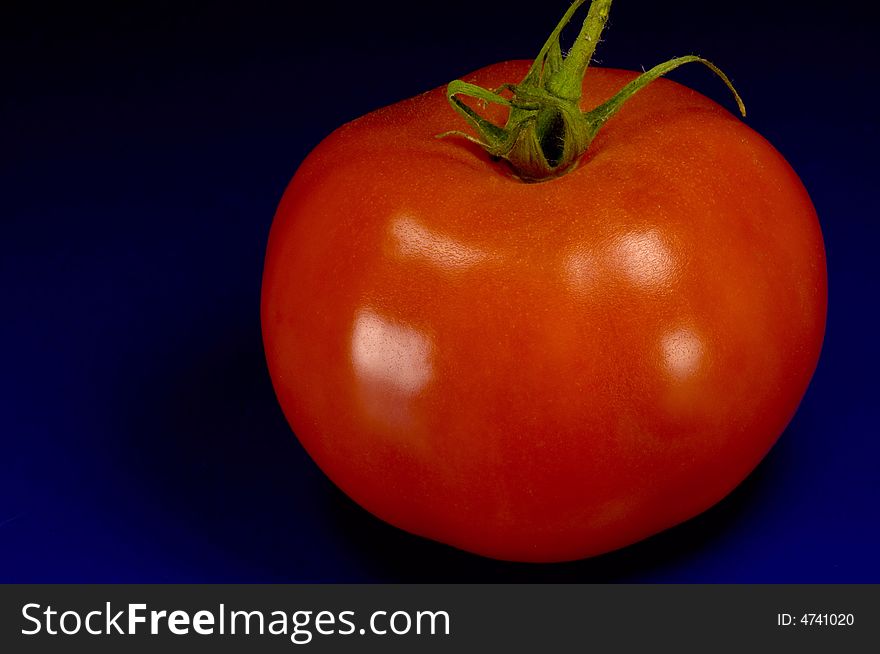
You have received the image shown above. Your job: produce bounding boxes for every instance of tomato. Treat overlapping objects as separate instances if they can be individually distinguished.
[261,5,826,562]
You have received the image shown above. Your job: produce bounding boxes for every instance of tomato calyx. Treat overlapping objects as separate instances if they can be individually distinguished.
[439,0,746,183]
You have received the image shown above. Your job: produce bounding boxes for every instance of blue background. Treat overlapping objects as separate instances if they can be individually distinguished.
[2,0,877,582]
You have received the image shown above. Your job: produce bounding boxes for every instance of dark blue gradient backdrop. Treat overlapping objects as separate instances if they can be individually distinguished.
[1,0,877,582]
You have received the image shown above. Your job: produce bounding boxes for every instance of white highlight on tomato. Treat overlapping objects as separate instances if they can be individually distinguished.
[351,308,433,395]
[612,229,675,288]
[661,327,704,380]
[390,215,489,272]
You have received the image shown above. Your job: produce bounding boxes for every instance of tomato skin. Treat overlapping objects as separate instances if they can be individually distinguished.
[261,62,827,562]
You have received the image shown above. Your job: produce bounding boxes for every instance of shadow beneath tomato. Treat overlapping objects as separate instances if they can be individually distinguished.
[321,441,783,582]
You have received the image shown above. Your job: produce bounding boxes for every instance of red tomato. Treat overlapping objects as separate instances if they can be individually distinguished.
[261,60,826,562]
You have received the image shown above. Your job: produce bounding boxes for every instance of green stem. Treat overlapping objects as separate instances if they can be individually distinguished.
[587,55,746,128]
[441,0,746,182]
[547,0,612,100]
